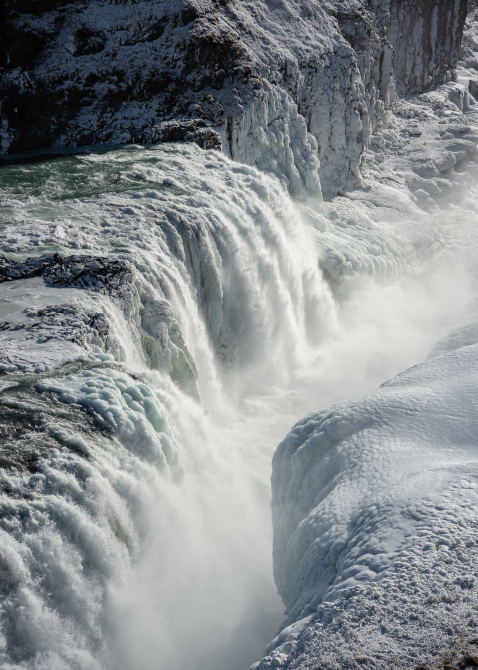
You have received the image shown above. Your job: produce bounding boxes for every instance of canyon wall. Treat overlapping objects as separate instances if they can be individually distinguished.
[0,0,470,197]
[254,4,478,669]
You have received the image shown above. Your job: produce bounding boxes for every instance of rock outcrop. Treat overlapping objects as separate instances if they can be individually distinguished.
[0,252,133,292]
[0,252,199,397]
[388,0,468,95]
[0,0,470,197]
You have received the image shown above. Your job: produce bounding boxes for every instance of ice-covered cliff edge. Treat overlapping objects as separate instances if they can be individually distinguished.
[0,0,470,196]
[251,6,478,666]
[262,337,478,670]
[254,8,478,657]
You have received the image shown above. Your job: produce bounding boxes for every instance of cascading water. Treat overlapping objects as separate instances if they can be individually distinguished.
[0,142,477,670]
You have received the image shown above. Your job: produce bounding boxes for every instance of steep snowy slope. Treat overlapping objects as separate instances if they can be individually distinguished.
[0,0,470,196]
[262,342,478,670]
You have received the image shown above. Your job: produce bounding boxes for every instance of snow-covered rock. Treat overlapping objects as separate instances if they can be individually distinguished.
[0,0,470,197]
[0,302,121,373]
[343,1,478,215]
[0,252,199,396]
[429,321,478,359]
[263,341,478,670]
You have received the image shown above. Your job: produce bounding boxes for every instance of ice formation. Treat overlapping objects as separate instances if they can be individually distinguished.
[262,342,478,670]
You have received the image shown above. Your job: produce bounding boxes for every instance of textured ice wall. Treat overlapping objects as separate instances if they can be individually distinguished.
[348,0,478,218]
[263,342,478,670]
[0,0,470,196]
[388,0,468,95]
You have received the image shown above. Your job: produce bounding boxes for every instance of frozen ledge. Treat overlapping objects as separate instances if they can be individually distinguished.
[259,342,478,670]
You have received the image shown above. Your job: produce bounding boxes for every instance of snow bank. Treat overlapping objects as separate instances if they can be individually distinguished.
[263,342,478,669]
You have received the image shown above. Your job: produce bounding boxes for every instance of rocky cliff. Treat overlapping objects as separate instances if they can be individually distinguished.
[0,0,470,197]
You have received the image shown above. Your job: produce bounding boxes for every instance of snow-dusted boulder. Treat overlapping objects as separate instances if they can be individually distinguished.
[0,0,469,196]
[264,342,478,670]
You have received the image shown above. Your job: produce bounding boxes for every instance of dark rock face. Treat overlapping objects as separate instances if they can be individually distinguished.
[0,0,250,153]
[334,0,468,103]
[143,119,222,150]
[388,0,468,94]
[0,253,132,293]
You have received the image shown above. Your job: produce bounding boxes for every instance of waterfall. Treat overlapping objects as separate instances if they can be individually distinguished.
[0,142,476,670]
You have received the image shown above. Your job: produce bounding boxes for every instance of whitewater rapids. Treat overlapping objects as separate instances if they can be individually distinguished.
[0,143,477,670]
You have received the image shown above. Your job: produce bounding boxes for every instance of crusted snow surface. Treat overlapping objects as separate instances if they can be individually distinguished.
[429,321,478,359]
[0,0,470,197]
[263,342,478,670]
[0,282,121,374]
[0,255,134,373]
[359,88,478,214]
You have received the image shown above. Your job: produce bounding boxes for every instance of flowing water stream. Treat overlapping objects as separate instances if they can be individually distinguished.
[0,143,477,670]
